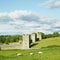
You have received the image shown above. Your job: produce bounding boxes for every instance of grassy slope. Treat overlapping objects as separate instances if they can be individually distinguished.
[31,37,60,48]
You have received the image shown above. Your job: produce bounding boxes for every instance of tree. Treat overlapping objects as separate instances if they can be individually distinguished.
[40,32,46,39]
[5,37,10,44]
[53,32,60,37]
[46,34,53,38]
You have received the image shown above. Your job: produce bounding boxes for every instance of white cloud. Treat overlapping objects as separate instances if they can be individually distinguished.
[8,10,38,19]
[51,1,60,8]
[0,10,60,35]
[38,0,60,8]
[53,22,60,28]
[24,22,39,27]
[0,12,8,17]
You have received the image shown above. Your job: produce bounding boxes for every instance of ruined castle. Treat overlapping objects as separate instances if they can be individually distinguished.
[0,32,42,50]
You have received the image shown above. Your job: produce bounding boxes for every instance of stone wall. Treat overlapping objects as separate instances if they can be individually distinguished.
[0,42,22,50]
[37,32,42,40]
[31,33,37,42]
[22,34,30,49]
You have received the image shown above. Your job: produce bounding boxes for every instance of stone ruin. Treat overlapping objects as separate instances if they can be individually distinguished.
[37,32,42,40]
[22,34,30,49]
[0,32,42,50]
[22,32,42,49]
[31,33,37,43]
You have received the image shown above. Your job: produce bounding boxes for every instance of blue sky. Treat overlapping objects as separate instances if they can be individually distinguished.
[0,0,60,35]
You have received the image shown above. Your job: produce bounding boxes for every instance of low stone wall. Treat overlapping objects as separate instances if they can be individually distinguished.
[0,42,22,50]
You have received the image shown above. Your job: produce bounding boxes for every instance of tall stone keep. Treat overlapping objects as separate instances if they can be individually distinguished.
[31,33,36,42]
[22,34,30,49]
[37,32,42,40]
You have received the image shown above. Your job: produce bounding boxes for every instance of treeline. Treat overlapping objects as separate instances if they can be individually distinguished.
[0,35,22,44]
[0,32,60,44]
[42,32,60,39]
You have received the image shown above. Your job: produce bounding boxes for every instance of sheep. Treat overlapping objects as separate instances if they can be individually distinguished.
[38,51,43,54]
[30,53,34,56]
[16,53,22,56]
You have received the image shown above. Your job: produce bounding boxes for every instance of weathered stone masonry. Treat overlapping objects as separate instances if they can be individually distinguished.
[22,34,30,49]
[0,32,42,50]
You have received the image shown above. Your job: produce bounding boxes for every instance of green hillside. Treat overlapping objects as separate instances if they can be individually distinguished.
[31,37,60,48]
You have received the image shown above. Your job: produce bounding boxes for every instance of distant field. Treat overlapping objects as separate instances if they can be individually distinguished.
[31,37,60,48]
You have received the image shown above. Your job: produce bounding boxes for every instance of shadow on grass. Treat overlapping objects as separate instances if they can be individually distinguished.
[30,43,38,48]
[0,55,7,60]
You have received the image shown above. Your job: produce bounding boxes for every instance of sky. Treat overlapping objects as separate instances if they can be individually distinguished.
[0,0,60,35]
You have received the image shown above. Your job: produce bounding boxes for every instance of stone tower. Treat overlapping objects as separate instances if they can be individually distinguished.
[37,32,42,40]
[22,34,30,49]
[31,33,37,43]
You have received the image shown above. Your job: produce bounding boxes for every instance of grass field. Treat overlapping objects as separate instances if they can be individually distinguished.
[31,37,60,48]
[0,37,60,60]
[0,46,60,60]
